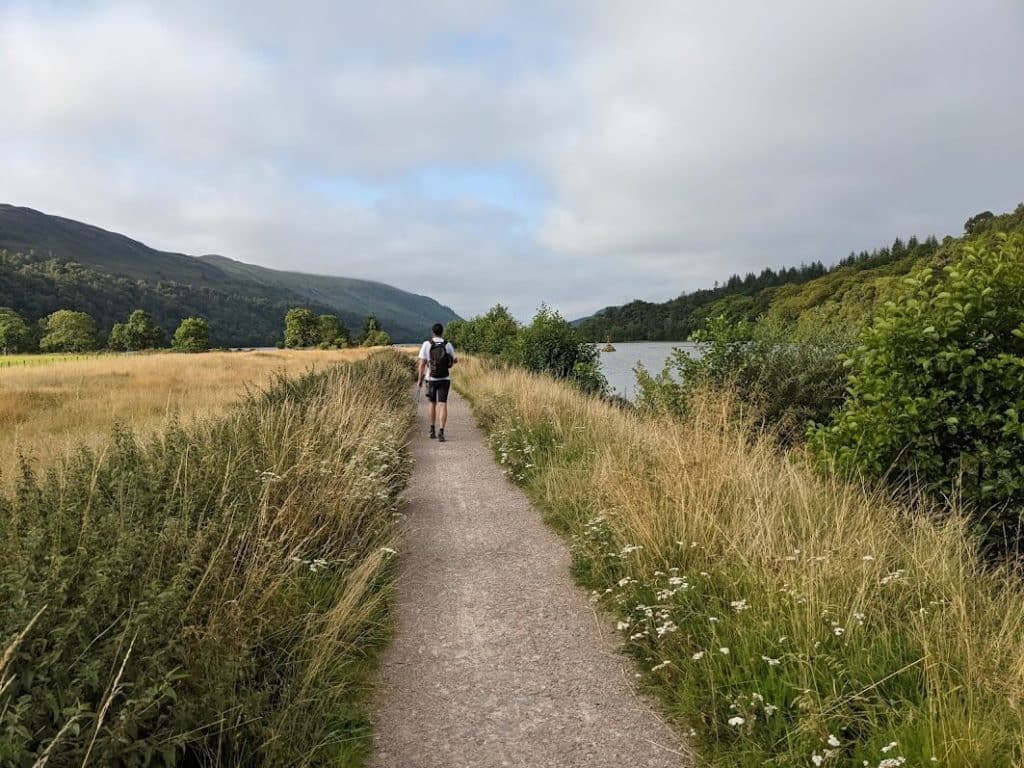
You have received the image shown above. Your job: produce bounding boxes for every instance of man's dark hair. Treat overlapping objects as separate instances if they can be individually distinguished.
[432,323,444,336]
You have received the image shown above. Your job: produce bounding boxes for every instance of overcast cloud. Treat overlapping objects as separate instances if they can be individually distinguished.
[2,0,1022,319]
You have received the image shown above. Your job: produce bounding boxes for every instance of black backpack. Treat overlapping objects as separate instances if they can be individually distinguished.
[428,339,451,378]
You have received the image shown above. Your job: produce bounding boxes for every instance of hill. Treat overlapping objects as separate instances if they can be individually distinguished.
[0,204,459,345]
[576,204,1024,341]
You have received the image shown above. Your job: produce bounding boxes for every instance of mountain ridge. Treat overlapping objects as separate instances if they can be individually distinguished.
[575,204,1024,341]
[0,204,459,345]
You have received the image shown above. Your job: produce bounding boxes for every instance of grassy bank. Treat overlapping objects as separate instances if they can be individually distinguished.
[0,351,414,766]
[0,348,372,485]
[457,358,1024,767]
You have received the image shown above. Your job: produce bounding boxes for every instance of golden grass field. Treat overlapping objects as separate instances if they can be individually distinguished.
[0,348,383,484]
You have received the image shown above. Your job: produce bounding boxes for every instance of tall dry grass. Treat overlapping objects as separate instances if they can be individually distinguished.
[0,351,414,766]
[0,348,372,485]
[459,358,1024,767]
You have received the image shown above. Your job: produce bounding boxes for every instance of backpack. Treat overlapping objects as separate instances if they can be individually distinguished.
[428,339,451,378]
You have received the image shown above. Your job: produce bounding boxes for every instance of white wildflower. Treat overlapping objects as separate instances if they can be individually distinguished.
[719,647,730,655]
[730,599,750,612]
[691,651,705,661]
[827,734,840,747]
[727,716,745,727]
[812,754,824,767]
[762,655,781,666]
[881,742,898,753]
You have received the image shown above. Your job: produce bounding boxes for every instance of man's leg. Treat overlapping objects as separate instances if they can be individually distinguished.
[426,382,437,438]
[436,381,450,441]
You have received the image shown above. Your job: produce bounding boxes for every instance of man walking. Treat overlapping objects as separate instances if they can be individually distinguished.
[418,323,457,442]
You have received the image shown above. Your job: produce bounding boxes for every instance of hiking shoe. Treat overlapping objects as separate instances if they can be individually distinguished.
[438,429,446,443]
[429,425,436,439]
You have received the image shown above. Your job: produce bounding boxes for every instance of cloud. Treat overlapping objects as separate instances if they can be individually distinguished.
[1,0,1023,321]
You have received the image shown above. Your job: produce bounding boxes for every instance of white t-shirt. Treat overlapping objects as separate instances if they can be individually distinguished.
[418,337,457,381]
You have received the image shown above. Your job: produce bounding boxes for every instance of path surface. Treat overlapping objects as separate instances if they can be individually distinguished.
[369,388,688,768]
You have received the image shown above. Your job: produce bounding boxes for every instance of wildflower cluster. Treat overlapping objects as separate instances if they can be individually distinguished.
[489,420,555,483]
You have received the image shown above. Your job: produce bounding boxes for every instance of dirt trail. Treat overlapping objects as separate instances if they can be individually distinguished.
[369,388,689,768]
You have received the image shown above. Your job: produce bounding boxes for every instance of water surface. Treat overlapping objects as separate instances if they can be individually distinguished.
[597,341,701,400]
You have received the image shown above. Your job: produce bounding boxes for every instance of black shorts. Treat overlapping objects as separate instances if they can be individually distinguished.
[426,379,451,403]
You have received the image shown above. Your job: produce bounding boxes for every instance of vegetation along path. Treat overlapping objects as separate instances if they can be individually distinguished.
[370,387,688,768]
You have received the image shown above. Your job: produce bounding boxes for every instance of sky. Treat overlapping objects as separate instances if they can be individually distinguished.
[2,1,1023,320]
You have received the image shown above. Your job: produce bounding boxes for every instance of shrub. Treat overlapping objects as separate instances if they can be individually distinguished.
[510,305,607,395]
[447,304,520,357]
[636,314,852,439]
[811,234,1024,550]
[0,352,414,766]
[172,316,210,352]
[361,328,392,347]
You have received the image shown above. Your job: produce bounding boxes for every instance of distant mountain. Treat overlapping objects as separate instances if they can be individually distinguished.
[0,204,459,345]
[575,204,1024,341]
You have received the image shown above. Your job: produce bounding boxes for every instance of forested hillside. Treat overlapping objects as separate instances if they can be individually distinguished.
[577,205,1024,341]
[0,204,458,344]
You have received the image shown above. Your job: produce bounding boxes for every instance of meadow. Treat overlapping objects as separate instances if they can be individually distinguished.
[0,349,414,766]
[0,348,374,485]
[458,357,1024,767]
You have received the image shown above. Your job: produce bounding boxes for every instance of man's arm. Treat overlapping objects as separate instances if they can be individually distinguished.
[417,358,427,387]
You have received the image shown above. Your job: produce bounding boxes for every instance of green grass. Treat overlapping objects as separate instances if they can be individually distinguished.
[0,352,104,368]
[0,350,415,766]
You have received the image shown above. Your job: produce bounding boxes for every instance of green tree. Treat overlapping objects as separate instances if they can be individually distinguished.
[108,322,129,351]
[810,234,1024,550]
[125,309,165,350]
[284,308,319,348]
[0,307,32,354]
[447,304,520,356]
[317,314,349,348]
[39,310,98,352]
[356,315,381,345]
[172,317,210,352]
[511,305,606,394]
[361,328,392,347]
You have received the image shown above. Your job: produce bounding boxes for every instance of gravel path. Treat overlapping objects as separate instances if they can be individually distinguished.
[369,387,690,768]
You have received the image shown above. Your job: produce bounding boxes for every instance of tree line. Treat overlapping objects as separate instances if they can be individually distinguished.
[446,304,608,396]
[0,305,394,355]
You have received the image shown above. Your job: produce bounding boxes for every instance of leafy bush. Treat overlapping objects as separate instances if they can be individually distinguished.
[0,351,414,766]
[637,314,852,439]
[810,234,1024,550]
[446,304,519,357]
[510,305,607,395]
[171,316,210,352]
